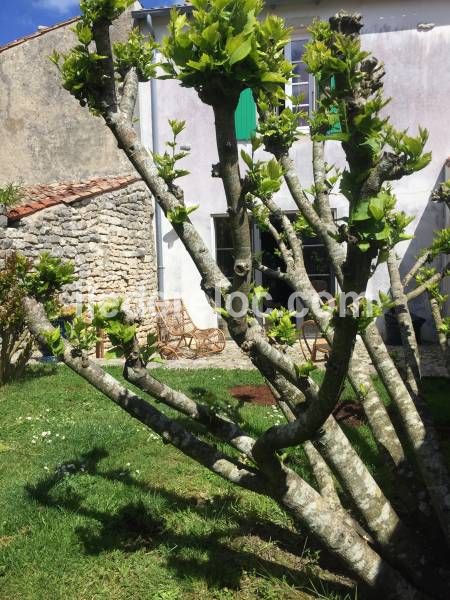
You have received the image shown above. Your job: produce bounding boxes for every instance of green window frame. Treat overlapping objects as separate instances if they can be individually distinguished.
[234,88,257,141]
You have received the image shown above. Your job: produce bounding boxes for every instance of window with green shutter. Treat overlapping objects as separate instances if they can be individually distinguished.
[234,88,257,140]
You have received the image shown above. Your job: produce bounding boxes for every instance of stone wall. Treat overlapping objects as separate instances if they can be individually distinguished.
[0,181,158,340]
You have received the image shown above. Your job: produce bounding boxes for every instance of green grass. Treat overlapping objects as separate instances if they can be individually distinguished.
[0,366,357,600]
[0,366,447,599]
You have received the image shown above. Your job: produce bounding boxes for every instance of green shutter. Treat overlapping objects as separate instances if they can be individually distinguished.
[327,75,342,135]
[234,89,257,141]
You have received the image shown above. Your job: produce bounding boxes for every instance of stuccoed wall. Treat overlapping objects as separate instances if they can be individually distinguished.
[0,181,158,338]
[0,6,138,186]
[143,0,450,340]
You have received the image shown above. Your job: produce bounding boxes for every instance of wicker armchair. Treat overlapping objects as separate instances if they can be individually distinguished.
[155,298,226,359]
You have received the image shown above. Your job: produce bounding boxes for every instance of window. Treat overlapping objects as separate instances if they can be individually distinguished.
[285,39,314,127]
[214,215,235,280]
[214,213,335,307]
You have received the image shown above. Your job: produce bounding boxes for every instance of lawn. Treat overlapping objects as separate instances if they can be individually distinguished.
[0,365,448,600]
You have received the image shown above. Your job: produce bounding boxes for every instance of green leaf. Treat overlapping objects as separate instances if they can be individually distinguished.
[368,196,385,221]
[76,24,93,46]
[241,150,253,169]
[351,201,370,221]
[227,35,252,66]
[260,72,286,84]
[202,22,220,46]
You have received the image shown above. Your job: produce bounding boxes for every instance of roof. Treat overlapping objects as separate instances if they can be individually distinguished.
[7,175,140,222]
[132,0,301,19]
[0,16,80,54]
[132,4,192,19]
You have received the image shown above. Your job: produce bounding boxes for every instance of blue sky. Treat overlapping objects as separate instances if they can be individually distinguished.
[0,1,178,47]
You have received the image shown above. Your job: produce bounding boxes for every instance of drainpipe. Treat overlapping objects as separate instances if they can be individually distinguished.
[144,14,165,298]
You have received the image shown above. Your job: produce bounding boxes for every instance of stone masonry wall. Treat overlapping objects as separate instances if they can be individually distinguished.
[0,181,158,340]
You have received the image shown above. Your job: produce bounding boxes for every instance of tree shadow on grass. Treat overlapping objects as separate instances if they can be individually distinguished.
[17,362,59,382]
[187,386,268,440]
[25,447,355,598]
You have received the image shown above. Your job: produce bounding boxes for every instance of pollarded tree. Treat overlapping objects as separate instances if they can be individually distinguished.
[18,1,450,597]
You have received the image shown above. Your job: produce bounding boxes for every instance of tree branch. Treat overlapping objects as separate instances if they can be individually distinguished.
[119,67,139,122]
[387,250,421,392]
[123,354,256,458]
[23,296,265,493]
[312,141,336,227]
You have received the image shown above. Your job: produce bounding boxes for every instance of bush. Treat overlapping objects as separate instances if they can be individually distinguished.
[0,254,33,384]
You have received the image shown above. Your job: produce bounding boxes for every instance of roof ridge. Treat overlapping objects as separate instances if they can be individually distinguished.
[0,16,80,54]
[7,175,141,222]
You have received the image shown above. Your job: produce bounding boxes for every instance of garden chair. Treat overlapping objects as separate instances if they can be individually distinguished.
[155,298,226,359]
[298,319,330,362]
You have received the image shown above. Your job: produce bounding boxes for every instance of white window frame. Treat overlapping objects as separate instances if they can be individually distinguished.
[285,38,315,133]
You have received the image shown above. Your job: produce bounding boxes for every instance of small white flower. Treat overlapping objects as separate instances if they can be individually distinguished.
[135,469,140,475]
[43,466,49,471]
[31,440,37,445]
[61,436,66,440]
[41,431,51,437]
[126,462,131,467]
[26,416,32,421]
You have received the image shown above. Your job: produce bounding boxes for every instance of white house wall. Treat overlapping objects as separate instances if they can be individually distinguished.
[140,0,450,338]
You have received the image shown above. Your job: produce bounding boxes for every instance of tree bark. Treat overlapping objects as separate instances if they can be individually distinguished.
[387,250,422,393]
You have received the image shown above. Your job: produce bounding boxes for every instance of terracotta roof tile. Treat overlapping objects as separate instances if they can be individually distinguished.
[7,175,140,222]
[0,17,80,54]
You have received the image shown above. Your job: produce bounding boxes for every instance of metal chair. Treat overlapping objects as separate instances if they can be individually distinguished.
[155,298,226,359]
[299,319,330,362]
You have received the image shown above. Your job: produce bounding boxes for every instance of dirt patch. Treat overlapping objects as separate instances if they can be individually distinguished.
[333,400,366,427]
[229,384,276,406]
[229,385,366,427]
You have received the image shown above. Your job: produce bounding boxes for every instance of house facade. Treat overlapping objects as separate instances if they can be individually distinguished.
[133,0,450,340]
[0,0,449,342]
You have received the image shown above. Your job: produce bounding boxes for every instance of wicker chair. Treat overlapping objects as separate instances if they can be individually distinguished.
[155,298,226,359]
[299,319,330,362]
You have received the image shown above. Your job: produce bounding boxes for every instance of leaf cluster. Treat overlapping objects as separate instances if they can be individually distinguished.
[256,102,303,156]
[167,205,199,225]
[22,253,75,302]
[304,15,431,211]
[266,307,297,346]
[242,140,284,202]
[161,0,292,106]
[52,0,148,114]
[43,327,65,358]
[347,186,414,256]
[431,180,450,207]
[114,28,157,81]
[415,266,448,306]
[0,254,29,333]
[438,317,450,339]
[93,298,162,364]
[64,314,99,354]
[385,126,432,175]
[0,183,23,208]
[153,119,191,185]
[429,228,450,259]
[79,0,134,26]
[294,360,317,378]
[51,44,107,114]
